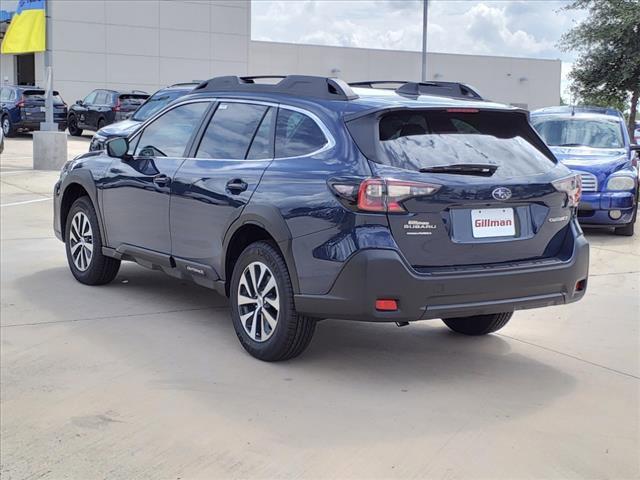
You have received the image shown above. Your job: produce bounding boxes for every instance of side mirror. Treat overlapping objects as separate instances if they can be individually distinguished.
[76,100,83,105]
[106,137,129,159]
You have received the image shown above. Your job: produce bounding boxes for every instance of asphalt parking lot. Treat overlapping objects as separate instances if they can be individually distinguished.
[1,134,639,479]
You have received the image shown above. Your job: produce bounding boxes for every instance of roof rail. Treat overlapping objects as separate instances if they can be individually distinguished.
[350,80,483,101]
[168,82,201,88]
[194,75,359,101]
[349,80,410,89]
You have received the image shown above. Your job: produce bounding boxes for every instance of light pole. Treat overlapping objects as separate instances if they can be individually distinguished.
[421,0,429,82]
[41,0,56,131]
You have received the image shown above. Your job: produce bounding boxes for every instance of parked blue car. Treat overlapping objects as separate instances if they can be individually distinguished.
[531,106,639,236]
[0,85,67,136]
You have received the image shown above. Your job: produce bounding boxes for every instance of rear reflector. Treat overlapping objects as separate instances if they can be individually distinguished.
[375,299,398,311]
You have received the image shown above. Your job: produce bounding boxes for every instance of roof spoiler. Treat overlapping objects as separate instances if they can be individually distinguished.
[349,80,483,101]
[194,75,359,101]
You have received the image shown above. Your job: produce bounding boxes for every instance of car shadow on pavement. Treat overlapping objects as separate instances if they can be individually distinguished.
[10,263,576,440]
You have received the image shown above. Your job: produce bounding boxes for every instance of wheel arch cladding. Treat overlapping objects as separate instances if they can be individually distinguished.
[223,220,299,297]
[60,174,101,243]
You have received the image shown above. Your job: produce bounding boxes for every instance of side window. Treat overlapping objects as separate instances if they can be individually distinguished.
[94,91,108,105]
[196,102,268,159]
[134,102,209,158]
[0,88,9,101]
[275,109,327,158]
[83,90,97,105]
[246,108,275,160]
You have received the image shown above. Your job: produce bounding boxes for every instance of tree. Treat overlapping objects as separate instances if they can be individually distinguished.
[560,0,640,136]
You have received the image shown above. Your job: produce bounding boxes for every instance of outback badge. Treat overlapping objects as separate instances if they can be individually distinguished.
[492,187,512,201]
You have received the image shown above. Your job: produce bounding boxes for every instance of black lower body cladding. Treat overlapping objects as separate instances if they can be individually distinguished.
[294,221,589,322]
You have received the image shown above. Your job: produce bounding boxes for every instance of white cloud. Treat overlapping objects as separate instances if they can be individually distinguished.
[251,0,586,100]
[252,0,585,61]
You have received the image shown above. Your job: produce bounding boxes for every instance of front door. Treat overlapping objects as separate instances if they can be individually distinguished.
[101,101,211,254]
[76,90,97,129]
[171,101,276,275]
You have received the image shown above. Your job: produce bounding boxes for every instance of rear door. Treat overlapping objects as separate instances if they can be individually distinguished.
[170,101,275,273]
[88,90,110,129]
[348,108,572,269]
[76,90,97,129]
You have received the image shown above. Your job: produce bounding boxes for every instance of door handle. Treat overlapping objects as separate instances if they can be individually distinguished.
[153,174,171,186]
[226,178,248,193]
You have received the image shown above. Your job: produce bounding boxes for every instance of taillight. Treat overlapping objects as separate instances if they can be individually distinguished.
[357,178,440,213]
[16,96,25,108]
[113,99,121,112]
[552,174,581,208]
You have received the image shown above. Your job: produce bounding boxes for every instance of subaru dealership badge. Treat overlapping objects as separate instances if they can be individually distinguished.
[492,187,512,201]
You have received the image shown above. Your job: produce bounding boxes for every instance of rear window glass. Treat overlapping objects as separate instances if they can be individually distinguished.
[275,109,327,158]
[22,90,65,104]
[376,110,554,176]
[119,94,148,106]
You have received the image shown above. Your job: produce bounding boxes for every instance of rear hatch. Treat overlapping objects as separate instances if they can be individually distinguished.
[347,108,575,270]
[20,89,66,122]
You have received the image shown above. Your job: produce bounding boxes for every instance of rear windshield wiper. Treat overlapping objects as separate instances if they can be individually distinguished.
[557,143,585,147]
[419,163,498,176]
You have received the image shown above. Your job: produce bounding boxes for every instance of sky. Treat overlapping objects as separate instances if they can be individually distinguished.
[251,0,588,99]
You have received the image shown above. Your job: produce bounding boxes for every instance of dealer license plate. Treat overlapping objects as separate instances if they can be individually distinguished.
[471,208,515,238]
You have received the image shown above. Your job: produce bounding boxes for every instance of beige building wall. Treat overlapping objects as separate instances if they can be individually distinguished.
[249,41,562,110]
[3,0,251,103]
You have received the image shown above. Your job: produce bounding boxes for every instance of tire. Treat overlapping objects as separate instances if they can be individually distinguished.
[67,115,83,136]
[443,312,513,336]
[229,241,316,361]
[97,118,105,131]
[2,115,16,137]
[65,196,120,285]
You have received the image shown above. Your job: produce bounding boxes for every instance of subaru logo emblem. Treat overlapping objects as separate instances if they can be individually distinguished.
[492,187,512,201]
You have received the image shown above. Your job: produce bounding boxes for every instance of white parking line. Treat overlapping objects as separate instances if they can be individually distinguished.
[0,197,52,207]
[0,170,36,176]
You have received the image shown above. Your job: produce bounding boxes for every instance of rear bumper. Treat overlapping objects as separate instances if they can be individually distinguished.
[294,223,589,322]
[578,191,637,225]
[15,119,67,131]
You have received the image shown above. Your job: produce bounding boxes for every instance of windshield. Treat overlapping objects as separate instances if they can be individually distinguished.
[531,116,624,149]
[132,90,187,121]
[372,110,555,176]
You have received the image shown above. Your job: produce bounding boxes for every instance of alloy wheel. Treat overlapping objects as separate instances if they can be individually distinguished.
[69,212,94,271]
[237,261,280,342]
[2,118,9,135]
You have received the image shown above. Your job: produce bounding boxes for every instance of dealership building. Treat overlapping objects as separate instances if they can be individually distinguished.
[0,0,561,110]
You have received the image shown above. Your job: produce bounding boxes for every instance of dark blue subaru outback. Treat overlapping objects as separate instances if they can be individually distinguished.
[53,76,589,361]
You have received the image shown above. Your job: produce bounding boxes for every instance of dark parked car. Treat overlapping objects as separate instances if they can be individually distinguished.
[89,83,198,151]
[1,85,67,136]
[67,89,149,136]
[531,106,639,236]
[54,76,589,361]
